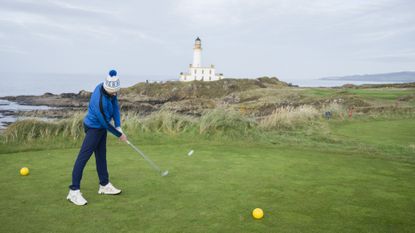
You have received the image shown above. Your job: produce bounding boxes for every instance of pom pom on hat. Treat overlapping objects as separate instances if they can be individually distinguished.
[109,70,117,77]
[104,69,120,93]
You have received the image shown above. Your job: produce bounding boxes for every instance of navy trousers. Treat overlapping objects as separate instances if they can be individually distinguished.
[69,125,109,190]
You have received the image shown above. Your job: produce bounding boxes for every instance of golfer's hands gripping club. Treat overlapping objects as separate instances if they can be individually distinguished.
[117,127,128,142]
[119,134,128,142]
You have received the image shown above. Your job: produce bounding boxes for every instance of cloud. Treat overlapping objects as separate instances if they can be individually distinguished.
[0,0,162,43]
[365,50,415,63]
[357,25,415,42]
[0,0,414,77]
[274,0,394,15]
[371,55,415,63]
[173,0,271,27]
[173,0,398,27]
[1,0,115,19]
[0,44,27,54]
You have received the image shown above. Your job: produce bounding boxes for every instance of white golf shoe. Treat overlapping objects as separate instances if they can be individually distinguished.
[67,189,87,206]
[98,182,122,195]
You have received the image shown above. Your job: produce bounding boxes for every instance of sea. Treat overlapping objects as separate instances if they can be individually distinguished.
[0,73,173,97]
[0,72,408,129]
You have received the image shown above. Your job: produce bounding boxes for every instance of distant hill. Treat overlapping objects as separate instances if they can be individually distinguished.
[321,71,415,82]
[123,77,288,101]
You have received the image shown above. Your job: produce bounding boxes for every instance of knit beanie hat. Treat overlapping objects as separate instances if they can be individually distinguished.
[104,69,120,93]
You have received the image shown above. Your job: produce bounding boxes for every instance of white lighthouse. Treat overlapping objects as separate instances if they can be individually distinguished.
[180,37,224,82]
[193,37,202,67]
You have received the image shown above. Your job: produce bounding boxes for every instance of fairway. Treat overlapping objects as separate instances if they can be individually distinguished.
[332,118,415,147]
[1,125,415,232]
[343,88,415,100]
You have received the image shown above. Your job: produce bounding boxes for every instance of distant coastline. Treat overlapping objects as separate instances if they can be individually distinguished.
[321,71,415,83]
[0,72,174,97]
[2,71,414,98]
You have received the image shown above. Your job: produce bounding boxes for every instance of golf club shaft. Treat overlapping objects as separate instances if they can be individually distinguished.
[126,140,162,173]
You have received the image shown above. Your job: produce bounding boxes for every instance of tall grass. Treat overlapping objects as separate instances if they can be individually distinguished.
[1,109,260,143]
[122,111,197,135]
[1,113,84,143]
[3,106,413,158]
[259,105,321,130]
[0,105,365,144]
[123,109,257,138]
[199,108,257,138]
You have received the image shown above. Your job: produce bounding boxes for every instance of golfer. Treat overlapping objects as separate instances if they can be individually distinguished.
[67,70,127,206]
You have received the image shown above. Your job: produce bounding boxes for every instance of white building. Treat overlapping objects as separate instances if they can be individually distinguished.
[179,37,224,82]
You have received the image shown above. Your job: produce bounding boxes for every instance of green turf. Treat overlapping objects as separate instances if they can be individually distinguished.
[305,88,415,101]
[343,88,414,100]
[1,118,415,232]
[305,88,337,97]
[332,118,415,147]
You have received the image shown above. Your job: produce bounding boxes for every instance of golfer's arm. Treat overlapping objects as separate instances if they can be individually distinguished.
[113,96,121,128]
[95,96,122,137]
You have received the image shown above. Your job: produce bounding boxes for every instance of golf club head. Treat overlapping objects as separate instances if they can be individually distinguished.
[161,170,169,177]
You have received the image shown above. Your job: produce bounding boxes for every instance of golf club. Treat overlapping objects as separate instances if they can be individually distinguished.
[126,140,169,177]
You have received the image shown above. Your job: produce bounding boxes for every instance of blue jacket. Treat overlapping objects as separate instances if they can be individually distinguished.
[83,83,122,137]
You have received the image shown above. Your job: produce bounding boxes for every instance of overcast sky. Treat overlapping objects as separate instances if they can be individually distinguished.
[0,0,414,81]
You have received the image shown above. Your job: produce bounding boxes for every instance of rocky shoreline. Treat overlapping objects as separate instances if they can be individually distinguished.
[0,91,92,129]
[0,87,179,126]
[1,90,91,107]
